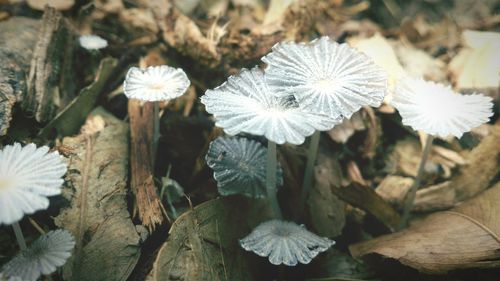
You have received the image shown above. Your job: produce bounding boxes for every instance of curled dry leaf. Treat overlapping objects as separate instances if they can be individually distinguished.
[350,182,500,274]
[55,108,141,281]
[150,197,273,281]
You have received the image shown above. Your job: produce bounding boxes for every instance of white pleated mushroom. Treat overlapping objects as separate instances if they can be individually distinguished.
[1,230,75,281]
[263,37,388,214]
[392,77,493,227]
[392,77,493,138]
[240,220,335,266]
[0,143,67,225]
[201,67,339,145]
[206,136,283,198]
[263,36,388,120]
[123,65,190,102]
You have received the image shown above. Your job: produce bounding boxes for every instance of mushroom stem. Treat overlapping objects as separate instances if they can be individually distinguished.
[12,222,27,251]
[400,134,434,228]
[299,130,320,215]
[152,101,160,163]
[266,141,282,218]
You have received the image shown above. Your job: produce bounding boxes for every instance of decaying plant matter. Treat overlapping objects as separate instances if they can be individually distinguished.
[0,0,498,281]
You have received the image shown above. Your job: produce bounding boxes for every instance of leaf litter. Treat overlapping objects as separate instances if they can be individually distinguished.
[0,0,498,281]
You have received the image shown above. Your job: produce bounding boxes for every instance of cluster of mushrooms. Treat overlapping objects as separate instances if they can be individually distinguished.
[0,35,493,279]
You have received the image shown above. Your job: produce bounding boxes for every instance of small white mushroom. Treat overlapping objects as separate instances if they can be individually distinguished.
[78,35,108,51]
[0,143,67,225]
[123,65,190,102]
[201,67,339,145]
[263,36,388,120]
[392,77,494,138]
[1,229,75,281]
[240,220,335,266]
[206,136,283,198]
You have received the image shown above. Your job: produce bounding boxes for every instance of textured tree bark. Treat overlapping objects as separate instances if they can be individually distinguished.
[0,7,74,136]
[128,99,165,231]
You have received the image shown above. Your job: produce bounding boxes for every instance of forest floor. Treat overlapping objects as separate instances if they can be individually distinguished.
[0,0,499,281]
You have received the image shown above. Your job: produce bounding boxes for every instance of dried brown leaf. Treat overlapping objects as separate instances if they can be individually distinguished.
[150,197,273,281]
[55,108,141,281]
[350,182,500,274]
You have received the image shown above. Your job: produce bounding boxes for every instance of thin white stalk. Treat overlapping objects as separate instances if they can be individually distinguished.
[400,135,434,229]
[299,131,320,214]
[266,141,282,218]
[12,222,27,251]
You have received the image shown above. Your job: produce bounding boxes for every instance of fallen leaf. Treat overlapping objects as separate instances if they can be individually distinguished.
[150,196,273,281]
[40,57,117,137]
[350,182,500,274]
[449,30,500,101]
[55,108,141,281]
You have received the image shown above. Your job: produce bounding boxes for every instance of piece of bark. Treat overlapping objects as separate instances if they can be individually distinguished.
[0,17,38,135]
[331,182,401,232]
[128,99,165,230]
[25,7,75,122]
[350,182,500,274]
[0,7,74,136]
[55,108,141,281]
[308,143,346,237]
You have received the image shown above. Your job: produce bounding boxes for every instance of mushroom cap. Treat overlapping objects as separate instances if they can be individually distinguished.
[201,67,340,145]
[263,36,388,119]
[2,229,75,281]
[239,220,335,266]
[78,34,108,50]
[0,143,67,225]
[392,77,493,138]
[123,65,190,102]
[206,137,283,198]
